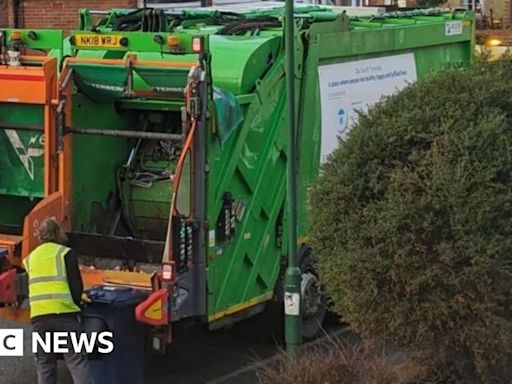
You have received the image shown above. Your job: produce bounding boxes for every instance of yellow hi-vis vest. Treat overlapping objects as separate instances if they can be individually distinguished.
[23,242,80,319]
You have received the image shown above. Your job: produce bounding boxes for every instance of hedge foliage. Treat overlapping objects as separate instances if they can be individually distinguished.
[259,340,423,384]
[311,59,512,383]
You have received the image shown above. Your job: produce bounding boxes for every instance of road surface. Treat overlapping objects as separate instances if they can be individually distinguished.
[0,311,342,384]
[0,312,286,384]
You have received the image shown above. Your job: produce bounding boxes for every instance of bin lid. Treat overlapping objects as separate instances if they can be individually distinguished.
[87,286,148,307]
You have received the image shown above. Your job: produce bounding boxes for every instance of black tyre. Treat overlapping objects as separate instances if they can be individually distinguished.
[299,247,327,341]
[264,246,327,341]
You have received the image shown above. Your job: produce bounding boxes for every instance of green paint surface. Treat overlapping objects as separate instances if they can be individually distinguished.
[0,10,475,321]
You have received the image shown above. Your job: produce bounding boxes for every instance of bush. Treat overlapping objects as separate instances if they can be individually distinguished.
[311,60,512,383]
[258,338,423,384]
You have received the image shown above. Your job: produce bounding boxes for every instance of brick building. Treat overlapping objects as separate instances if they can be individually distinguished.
[0,0,7,27]
[0,0,140,31]
[446,0,511,25]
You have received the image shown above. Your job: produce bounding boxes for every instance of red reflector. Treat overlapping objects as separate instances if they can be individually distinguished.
[135,288,169,326]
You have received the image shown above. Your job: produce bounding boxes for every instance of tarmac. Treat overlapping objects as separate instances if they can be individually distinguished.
[0,318,73,384]
[0,313,343,384]
[0,313,278,384]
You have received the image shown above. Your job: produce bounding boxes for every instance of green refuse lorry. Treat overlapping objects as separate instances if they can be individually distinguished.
[0,3,474,368]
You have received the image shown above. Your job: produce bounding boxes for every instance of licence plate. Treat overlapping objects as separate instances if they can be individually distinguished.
[75,34,123,48]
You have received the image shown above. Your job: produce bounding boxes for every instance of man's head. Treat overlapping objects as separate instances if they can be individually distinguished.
[36,218,68,245]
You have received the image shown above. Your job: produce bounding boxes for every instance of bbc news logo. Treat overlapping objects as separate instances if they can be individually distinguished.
[0,330,23,356]
[0,329,114,356]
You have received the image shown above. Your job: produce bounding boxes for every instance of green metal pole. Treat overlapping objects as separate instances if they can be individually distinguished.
[284,0,302,359]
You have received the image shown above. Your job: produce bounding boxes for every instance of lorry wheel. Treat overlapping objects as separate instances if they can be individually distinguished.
[299,248,327,341]
[264,247,327,342]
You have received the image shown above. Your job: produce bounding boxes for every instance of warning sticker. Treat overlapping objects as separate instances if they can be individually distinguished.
[209,230,215,248]
[445,21,463,36]
[284,292,300,316]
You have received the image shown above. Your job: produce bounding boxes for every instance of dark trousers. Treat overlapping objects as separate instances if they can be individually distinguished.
[32,314,92,384]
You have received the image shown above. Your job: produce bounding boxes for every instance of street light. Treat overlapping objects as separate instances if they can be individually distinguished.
[284,0,302,359]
